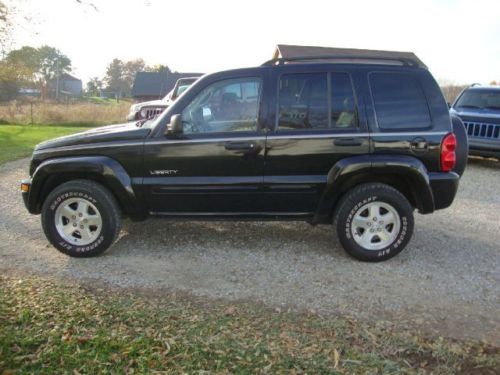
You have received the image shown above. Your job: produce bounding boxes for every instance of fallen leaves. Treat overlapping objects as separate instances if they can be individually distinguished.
[224,305,237,316]
[0,275,498,374]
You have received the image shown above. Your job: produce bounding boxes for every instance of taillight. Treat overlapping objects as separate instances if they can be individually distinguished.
[440,133,456,172]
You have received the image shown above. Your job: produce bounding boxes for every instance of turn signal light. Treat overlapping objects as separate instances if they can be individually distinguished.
[440,133,456,172]
[21,183,30,192]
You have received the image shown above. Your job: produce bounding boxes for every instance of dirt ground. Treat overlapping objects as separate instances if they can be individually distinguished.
[1,157,499,345]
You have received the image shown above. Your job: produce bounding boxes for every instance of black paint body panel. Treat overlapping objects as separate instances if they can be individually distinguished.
[23,62,460,222]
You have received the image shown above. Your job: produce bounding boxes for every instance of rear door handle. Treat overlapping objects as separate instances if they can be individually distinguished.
[333,138,363,147]
[224,141,256,151]
[411,137,428,151]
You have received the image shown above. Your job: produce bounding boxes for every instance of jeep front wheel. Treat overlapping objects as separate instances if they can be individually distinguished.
[41,180,122,257]
[334,183,414,262]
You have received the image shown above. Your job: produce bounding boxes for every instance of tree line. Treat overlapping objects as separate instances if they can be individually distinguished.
[87,59,171,98]
[0,44,171,101]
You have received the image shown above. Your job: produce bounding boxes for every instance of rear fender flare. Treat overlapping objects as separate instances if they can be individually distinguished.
[313,155,435,223]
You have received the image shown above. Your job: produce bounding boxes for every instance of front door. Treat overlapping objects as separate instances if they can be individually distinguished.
[143,76,266,214]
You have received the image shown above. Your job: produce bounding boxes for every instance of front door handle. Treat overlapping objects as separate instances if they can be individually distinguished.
[224,141,256,151]
[333,138,363,147]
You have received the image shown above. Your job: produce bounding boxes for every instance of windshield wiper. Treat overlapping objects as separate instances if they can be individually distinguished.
[135,119,148,127]
[458,104,480,109]
[484,106,500,110]
[135,114,160,127]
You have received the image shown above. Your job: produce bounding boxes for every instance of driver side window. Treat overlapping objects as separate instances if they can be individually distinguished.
[181,78,261,134]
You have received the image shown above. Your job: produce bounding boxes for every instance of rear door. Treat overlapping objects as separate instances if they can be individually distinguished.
[262,67,370,213]
[367,70,447,172]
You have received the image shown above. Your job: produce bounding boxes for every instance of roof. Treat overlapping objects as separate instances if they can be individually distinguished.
[47,73,81,83]
[270,44,427,68]
[467,85,500,91]
[59,73,81,81]
[131,71,203,98]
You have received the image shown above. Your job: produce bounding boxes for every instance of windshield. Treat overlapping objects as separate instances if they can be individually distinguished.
[162,90,173,101]
[455,89,500,110]
[175,84,190,96]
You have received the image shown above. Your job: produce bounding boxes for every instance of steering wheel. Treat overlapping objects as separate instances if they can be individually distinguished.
[186,109,212,133]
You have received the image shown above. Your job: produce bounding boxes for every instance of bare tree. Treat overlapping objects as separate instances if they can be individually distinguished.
[0,0,12,54]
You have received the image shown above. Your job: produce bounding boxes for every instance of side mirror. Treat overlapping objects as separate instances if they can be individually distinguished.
[165,114,183,136]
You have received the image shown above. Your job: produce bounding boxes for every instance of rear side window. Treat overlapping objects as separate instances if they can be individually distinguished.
[277,72,358,130]
[370,73,431,129]
[331,73,357,128]
[278,73,328,130]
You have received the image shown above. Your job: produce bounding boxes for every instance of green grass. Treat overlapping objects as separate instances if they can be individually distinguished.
[0,124,93,165]
[0,276,497,374]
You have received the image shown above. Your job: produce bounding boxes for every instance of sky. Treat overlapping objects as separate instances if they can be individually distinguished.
[8,0,500,85]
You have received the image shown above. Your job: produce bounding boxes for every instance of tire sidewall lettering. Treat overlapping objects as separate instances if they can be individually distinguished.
[50,191,97,211]
[344,195,408,256]
[49,191,103,253]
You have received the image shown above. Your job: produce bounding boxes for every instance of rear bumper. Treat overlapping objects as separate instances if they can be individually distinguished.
[428,172,459,211]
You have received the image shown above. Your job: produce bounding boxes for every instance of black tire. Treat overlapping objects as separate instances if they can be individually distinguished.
[41,180,122,257]
[334,183,414,262]
[451,115,468,177]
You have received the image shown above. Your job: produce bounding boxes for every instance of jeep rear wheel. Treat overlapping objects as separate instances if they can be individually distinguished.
[41,180,122,257]
[334,183,414,262]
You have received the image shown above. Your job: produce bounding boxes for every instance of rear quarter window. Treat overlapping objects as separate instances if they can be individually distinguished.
[369,72,431,130]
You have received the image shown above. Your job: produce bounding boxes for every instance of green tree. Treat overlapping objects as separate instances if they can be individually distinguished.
[3,45,72,99]
[1,45,38,101]
[6,46,40,83]
[145,64,171,74]
[0,59,31,101]
[124,58,145,92]
[37,45,71,83]
[86,76,102,96]
[104,58,127,97]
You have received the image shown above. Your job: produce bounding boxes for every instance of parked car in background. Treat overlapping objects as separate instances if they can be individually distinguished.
[450,84,500,158]
[127,77,200,121]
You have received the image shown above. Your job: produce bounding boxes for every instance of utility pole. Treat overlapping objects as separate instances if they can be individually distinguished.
[55,58,60,101]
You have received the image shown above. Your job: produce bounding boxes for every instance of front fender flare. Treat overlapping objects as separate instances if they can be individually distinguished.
[28,156,143,218]
[313,155,435,223]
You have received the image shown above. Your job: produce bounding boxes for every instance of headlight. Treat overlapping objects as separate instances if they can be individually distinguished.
[130,104,139,112]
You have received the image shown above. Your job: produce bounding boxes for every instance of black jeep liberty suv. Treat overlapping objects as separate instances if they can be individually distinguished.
[21,51,468,262]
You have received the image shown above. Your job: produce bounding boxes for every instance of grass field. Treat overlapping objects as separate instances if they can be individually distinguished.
[0,124,93,165]
[0,100,130,126]
[0,276,497,374]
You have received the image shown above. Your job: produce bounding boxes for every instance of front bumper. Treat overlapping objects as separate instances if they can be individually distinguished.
[20,178,31,211]
[428,172,459,211]
[468,137,500,157]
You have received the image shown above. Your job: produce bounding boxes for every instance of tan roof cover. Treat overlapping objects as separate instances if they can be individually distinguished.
[272,44,427,68]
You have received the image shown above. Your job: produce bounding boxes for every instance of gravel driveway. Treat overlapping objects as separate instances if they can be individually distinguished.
[1,157,499,344]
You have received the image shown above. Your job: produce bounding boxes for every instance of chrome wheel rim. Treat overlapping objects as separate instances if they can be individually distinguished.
[54,198,102,246]
[350,201,401,251]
